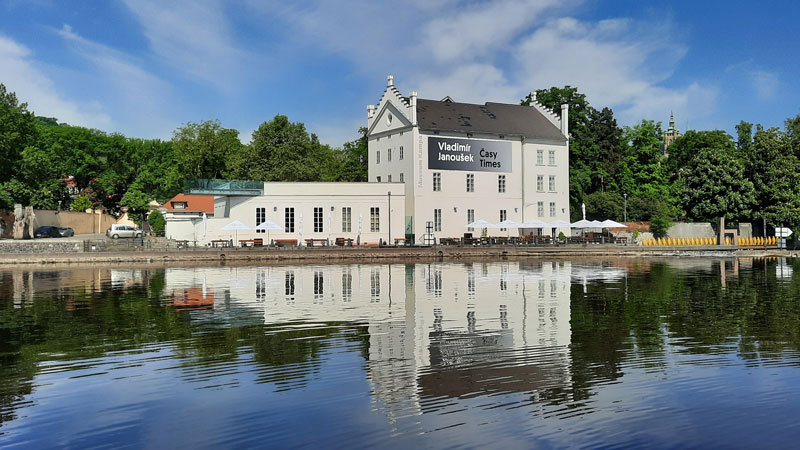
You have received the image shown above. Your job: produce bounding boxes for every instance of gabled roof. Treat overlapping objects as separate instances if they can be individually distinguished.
[163,194,214,214]
[416,98,566,141]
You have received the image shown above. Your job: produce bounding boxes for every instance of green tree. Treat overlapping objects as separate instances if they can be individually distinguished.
[172,120,242,181]
[71,195,92,212]
[337,127,368,182]
[148,210,165,236]
[0,84,38,183]
[620,120,668,200]
[649,206,673,238]
[747,126,800,230]
[677,146,755,222]
[583,192,624,221]
[233,115,336,182]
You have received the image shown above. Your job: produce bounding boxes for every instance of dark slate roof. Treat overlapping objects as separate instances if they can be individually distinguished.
[416,98,566,141]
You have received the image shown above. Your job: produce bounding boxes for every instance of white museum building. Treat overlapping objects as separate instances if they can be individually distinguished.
[163,75,570,245]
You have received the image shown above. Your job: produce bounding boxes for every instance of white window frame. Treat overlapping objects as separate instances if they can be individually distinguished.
[549,175,556,192]
[537,175,543,192]
[498,175,506,193]
[537,201,544,217]
[550,202,556,217]
[399,146,404,160]
[433,172,441,192]
[548,150,556,166]
[466,173,474,192]
[342,207,351,232]
[434,209,442,232]
[536,149,543,165]
[467,209,475,231]
[376,150,380,164]
[256,207,266,234]
[313,207,323,233]
[284,207,295,232]
[370,207,380,232]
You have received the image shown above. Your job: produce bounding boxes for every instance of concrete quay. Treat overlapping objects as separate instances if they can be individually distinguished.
[0,244,794,267]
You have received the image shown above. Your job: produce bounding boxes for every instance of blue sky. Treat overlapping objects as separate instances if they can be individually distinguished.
[1,0,798,147]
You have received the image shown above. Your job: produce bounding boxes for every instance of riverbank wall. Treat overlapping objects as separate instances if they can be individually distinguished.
[0,244,796,267]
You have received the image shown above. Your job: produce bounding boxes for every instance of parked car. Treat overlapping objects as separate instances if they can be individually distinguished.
[106,224,143,239]
[34,226,74,238]
[34,226,60,238]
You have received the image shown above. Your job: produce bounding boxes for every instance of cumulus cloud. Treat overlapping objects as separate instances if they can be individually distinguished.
[0,33,112,128]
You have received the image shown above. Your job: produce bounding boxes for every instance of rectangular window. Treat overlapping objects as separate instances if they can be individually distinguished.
[466,173,474,192]
[537,201,544,217]
[314,207,323,233]
[550,202,556,217]
[500,209,507,231]
[537,149,543,165]
[388,174,392,182]
[434,209,442,232]
[433,172,441,192]
[549,175,556,192]
[285,271,295,296]
[376,176,381,182]
[399,146,404,160]
[284,207,295,232]
[467,209,475,231]
[342,207,351,232]
[549,150,556,165]
[388,148,392,161]
[376,150,380,164]
[537,175,543,191]
[370,207,380,232]
[370,270,381,299]
[399,173,404,182]
[498,175,506,193]
[342,270,352,300]
[314,271,324,296]
[256,207,266,234]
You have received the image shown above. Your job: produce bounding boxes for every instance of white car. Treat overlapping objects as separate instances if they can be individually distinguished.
[106,224,143,239]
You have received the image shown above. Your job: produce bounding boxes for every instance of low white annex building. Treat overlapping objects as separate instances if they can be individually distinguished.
[164,75,570,245]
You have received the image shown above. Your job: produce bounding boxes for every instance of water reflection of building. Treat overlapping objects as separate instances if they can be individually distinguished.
[163,261,574,421]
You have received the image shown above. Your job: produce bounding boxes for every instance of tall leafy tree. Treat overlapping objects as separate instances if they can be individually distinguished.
[337,127,368,182]
[619,120,667,201]
[172,120,242,181]
[677,146,755,222]
[747,126,800,229]
[0,84,38,184]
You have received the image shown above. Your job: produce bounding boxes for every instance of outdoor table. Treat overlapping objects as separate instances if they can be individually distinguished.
[273,239,297,247]
[394,238,410,246]
[211,239,231,248]
[305,239,328,247]
[175,240,189,248]
[335,238,354,246]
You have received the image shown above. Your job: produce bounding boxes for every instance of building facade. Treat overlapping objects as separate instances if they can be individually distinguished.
[367,75,570,242]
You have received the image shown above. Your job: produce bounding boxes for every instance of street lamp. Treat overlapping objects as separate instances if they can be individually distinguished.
[623,193,627,223]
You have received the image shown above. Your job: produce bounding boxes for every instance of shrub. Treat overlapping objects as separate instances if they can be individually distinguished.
[650,206,673,238]
[71,195,92,212]
[148,210,165,237]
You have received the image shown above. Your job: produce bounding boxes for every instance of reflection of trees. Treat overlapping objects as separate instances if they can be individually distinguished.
[0,268,372,428]
[568,258,800,406]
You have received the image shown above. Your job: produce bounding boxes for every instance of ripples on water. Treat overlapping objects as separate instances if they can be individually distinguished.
[1,258,800,448]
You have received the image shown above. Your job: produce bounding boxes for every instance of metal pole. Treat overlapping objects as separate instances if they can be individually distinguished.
[624,193,627,223]
[388,191,391,246]
[763,217,767,250]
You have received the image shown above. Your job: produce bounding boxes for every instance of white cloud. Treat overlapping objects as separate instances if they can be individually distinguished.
[55,24,176,137]
[0,33,112,128]
[121,0,251,91]
[750,70,779,100]
[244,1,713,128]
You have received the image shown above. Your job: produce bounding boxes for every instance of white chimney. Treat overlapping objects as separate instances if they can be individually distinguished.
[367,104,375,120]
[387,74,394,87]
[561,103,569,138]
[409,91,417,126]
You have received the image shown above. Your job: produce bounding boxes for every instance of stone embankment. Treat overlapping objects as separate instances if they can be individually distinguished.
[0,243,795,267]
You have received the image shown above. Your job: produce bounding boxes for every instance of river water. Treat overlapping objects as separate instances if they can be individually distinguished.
[1,258,799,448]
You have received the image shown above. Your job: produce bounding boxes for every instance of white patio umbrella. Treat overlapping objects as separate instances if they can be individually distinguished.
[358,213,363,245]
[548,220,573,228]
[494,219,522,238]
[221,220,250,243]
[521,220,547,228]
[466,219,494,229]
[600,219,627,228]
[202,212,207,238]
[255,219,282,244]
[571,219,594,228]
[327,210,332,242]
[297,214,304,246]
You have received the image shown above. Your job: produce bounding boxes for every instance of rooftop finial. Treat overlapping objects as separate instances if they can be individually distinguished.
[387,74,394,87]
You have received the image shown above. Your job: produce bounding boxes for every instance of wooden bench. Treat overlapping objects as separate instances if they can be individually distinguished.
[273,239,297,247]
[439,237,459,246]
[175,240,190,248]
[211,239,231,248]
[239,238,264,248]
[394,237,410,246]
[305,238,328,247]
[335,237,354,247]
